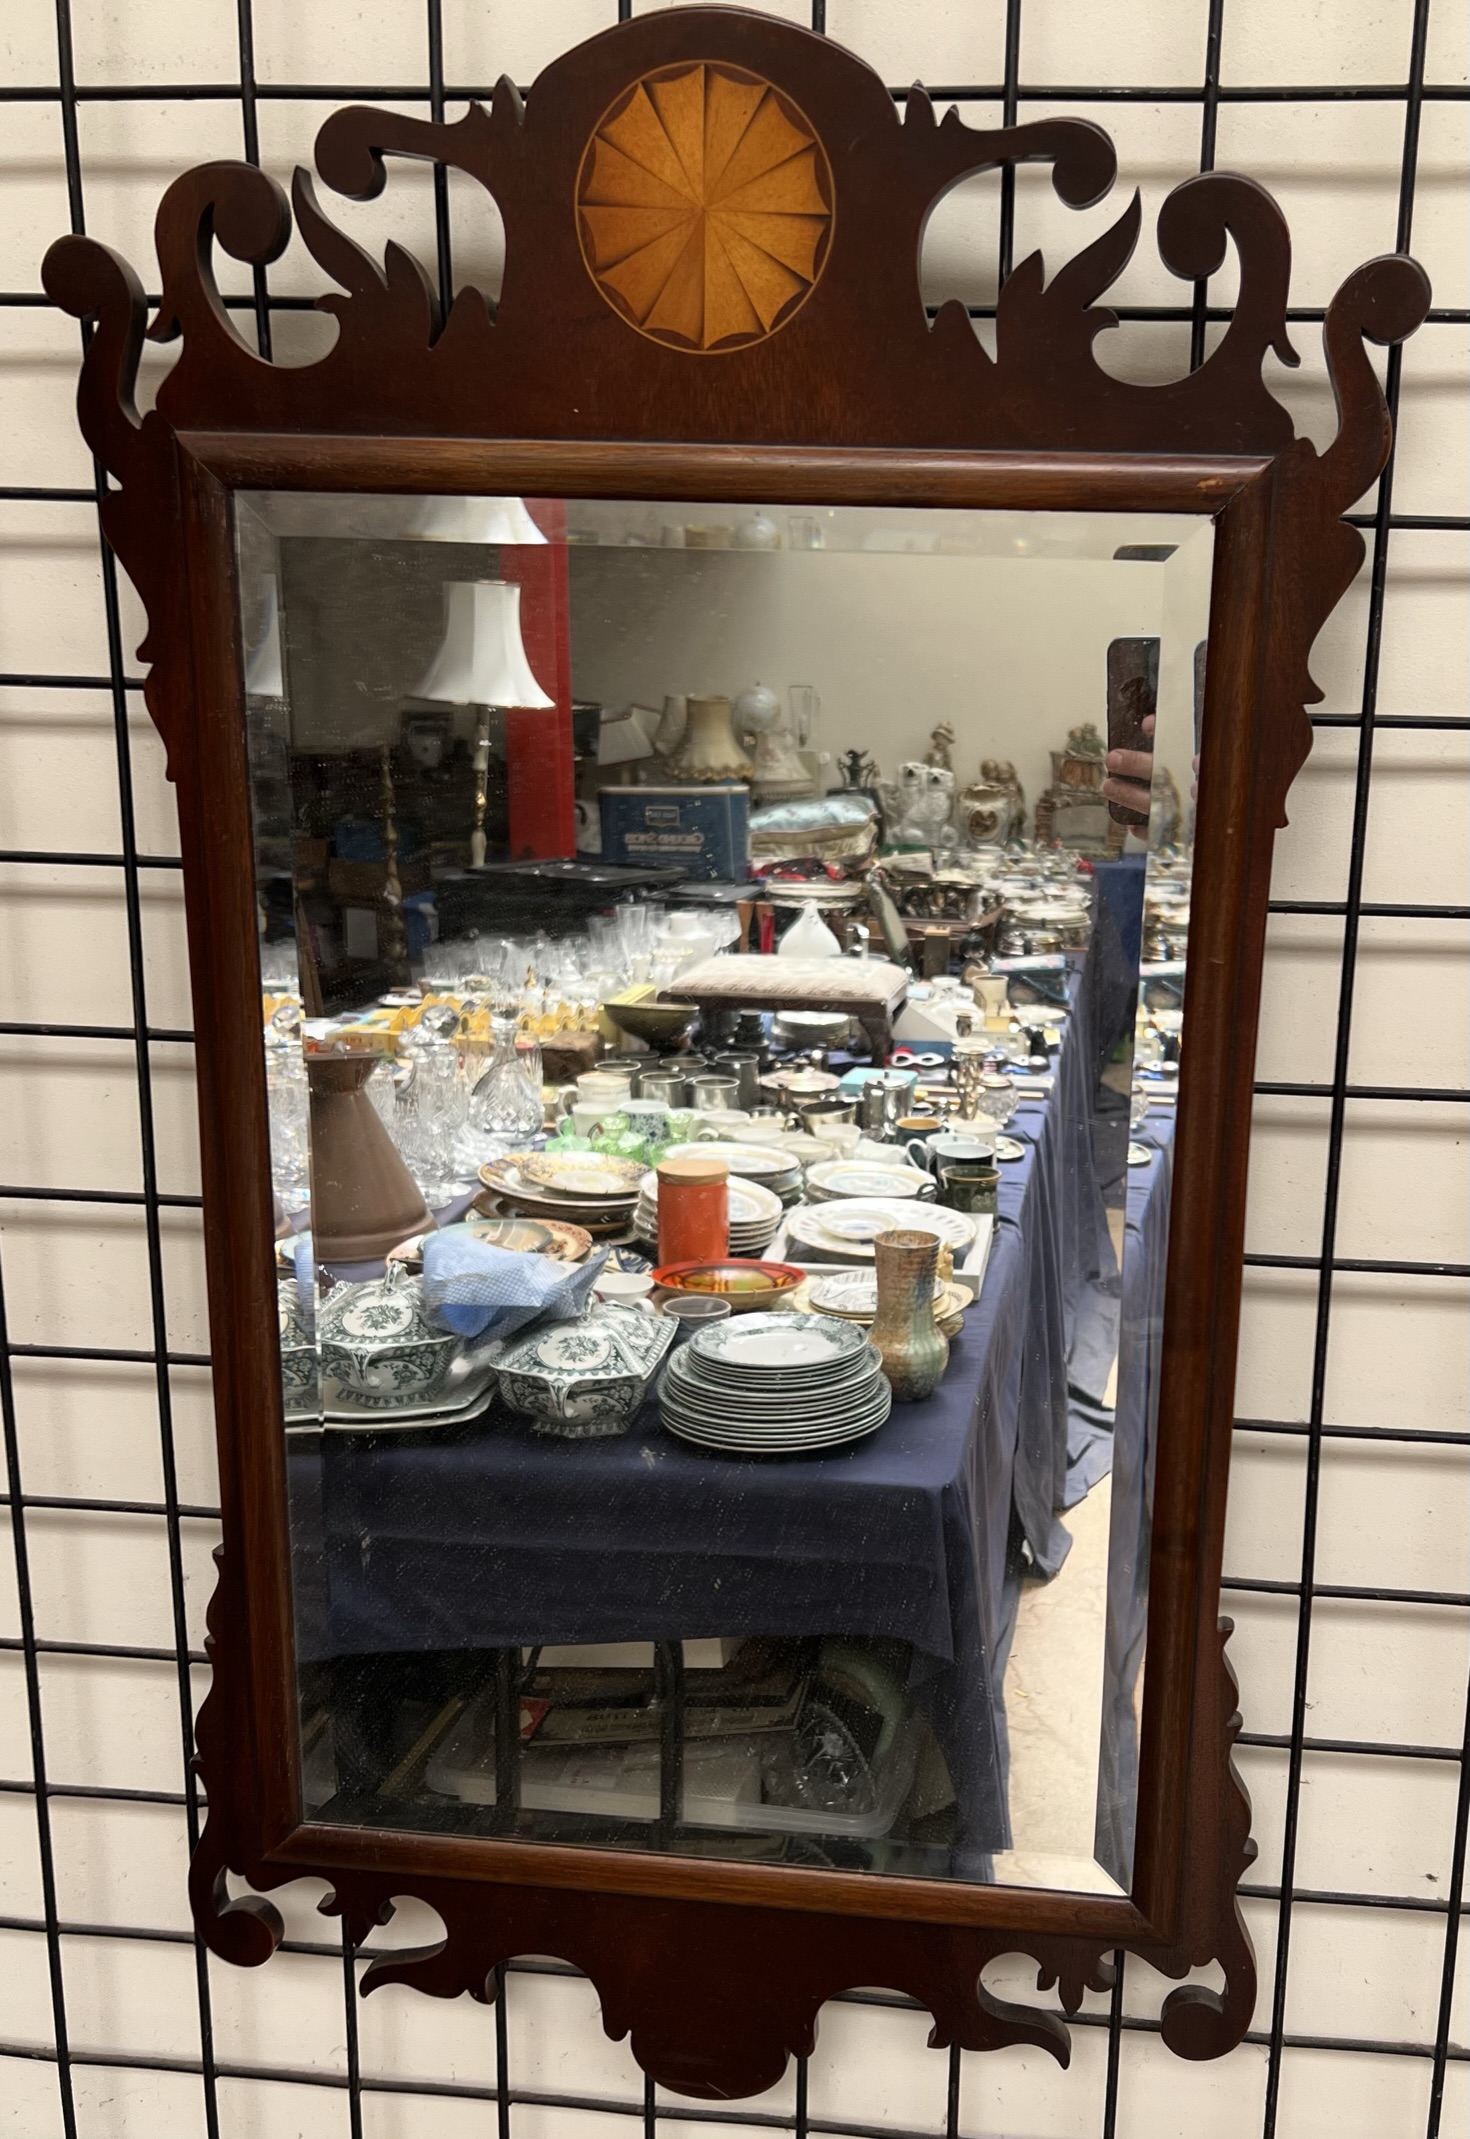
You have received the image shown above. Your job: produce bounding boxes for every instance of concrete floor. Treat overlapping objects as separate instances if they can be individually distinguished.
[988,1204,1131,1895]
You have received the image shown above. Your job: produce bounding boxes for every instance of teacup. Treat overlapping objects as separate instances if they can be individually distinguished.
[570,1100,614,1136]
[621,1099,671,1133]
[811,1119,861,1157]
[578,1070,633,1105]
[909,1128,995,1173]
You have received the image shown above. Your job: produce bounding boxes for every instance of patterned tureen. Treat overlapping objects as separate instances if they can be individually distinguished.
[317,1268,460,1406]
[494,1301,675,1438]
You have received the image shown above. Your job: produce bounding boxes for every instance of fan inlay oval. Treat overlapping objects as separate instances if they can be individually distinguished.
[576,62,834,353]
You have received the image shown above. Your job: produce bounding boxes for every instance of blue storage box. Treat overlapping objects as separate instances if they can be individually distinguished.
[599,784,749,882]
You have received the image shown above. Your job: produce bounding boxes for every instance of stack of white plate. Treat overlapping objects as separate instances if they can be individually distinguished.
[806,1267,972,1336]
[635,1173,784,1255]
[479,1157,643,1233]
[804,1158,935,1203]
[786,1199,978,1264]
[660,1313,891,1455]
[661,1140,803,1204]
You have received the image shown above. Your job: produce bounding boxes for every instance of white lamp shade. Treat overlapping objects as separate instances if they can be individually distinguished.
[244,573,284,696]
[412,495,547,546]
[415,580,555,708]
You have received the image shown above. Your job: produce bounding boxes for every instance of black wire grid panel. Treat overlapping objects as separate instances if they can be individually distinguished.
[0,2,1466,2135]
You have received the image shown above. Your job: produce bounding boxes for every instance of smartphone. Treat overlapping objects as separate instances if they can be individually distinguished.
[1105,636,1160,828]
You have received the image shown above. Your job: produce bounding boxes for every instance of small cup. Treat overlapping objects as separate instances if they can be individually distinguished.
[938,1160,999,1215]
[727,1116,782,1143]
[689,1075,739,1110]
[635,1071,688,1107]
[912,1128,995,1175]
[812,1120,862,1157]
[578,1071,633,1106]
[622,1099,671,1131]
[800,1098,857,1131]
[656,1293,733,1346]
[593,1268,655,1305]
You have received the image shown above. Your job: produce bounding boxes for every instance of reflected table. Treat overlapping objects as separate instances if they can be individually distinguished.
[292,948,1142,1870]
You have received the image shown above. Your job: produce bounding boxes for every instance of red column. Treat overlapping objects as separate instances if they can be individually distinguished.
[499,499,576,861]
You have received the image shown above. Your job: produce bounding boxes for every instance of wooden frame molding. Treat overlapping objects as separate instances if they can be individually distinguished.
[42,5,1428,2101]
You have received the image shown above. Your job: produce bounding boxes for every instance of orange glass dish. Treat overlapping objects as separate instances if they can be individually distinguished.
[651,1259,805,1311]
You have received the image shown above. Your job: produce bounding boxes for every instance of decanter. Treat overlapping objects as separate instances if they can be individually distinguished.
[469,1013,544,1145]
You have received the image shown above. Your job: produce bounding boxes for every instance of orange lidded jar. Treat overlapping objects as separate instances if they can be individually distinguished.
[656,1156,729,1268]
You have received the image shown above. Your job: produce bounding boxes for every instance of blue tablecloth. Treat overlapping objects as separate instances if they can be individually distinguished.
[287,935,1135,1865]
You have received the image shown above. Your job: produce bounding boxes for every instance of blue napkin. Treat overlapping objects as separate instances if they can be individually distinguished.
[421,1228,608,1341]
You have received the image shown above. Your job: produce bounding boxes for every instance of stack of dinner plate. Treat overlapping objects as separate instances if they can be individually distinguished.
[804,1158,935,1204]
[786,1199,978,1265]
[660,1140,803,1205]
[805,1267,971,1337]
[659,1313,891,1455]
[635,1172,784,1255]
[479,1153,644,1235]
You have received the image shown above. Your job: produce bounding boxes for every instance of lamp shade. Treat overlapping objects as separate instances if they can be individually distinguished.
[411,495,547,546]
[415,580,555,708]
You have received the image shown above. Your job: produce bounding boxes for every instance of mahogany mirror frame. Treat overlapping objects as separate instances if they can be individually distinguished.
[41,5,1430,2099]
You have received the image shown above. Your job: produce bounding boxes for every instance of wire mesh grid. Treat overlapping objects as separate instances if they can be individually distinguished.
[0,1,1465,2134]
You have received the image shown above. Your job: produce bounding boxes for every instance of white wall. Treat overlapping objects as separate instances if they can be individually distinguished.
[568,538,1181,809]
[1,3,1467,2136]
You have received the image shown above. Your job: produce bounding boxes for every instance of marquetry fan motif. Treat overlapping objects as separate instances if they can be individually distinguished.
[576,63,833,352]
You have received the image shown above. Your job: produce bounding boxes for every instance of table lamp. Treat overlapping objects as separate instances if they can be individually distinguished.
[415,579,555,864]
[411,494,548,546]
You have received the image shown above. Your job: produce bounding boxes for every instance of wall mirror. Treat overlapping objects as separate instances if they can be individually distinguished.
[43,4,1428,2101]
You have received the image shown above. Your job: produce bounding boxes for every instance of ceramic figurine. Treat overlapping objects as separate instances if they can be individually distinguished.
[925,722,956,771]
[957,757,1024,847]
[881,760,957,850]
[1033,722,1117,855]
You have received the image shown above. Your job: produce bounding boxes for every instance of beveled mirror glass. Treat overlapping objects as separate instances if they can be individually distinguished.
[241,491,1211,1893]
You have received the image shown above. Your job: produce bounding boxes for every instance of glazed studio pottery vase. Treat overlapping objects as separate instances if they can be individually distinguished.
[869,1228,949,1403]
[659,694,754,784]
[306,1050,431,1262]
